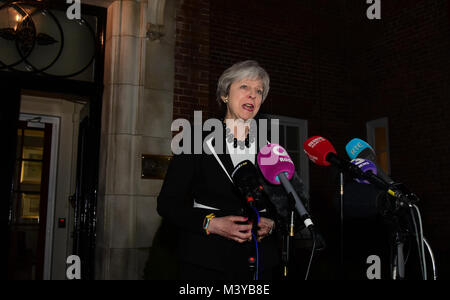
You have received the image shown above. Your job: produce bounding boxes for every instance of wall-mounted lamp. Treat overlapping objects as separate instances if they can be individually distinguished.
[14,13,22,30]
[146,0,165,41]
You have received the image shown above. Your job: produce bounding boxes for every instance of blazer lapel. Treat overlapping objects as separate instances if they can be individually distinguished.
[218,152,234,177]
[216,130,235,180]
[204,133,234,184]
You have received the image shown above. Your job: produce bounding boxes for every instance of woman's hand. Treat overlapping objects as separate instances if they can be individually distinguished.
[208,216,253,243]
[256,217,275,242]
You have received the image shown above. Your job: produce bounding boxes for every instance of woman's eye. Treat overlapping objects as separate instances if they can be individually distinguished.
[257,90,263,95]
[240,85,248,89]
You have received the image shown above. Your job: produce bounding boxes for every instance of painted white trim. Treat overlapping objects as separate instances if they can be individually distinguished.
[20,113,60,280]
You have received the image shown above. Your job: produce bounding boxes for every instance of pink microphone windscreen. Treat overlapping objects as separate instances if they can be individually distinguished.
[257,144,295,185]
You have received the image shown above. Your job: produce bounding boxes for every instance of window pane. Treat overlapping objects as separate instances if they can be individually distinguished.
[377,151,389,174]
[39,11,97,81]
[289,151,300,173]
[20,193,40,222]
[22,147,44,161]
[375,127,387,152]
[286,126,299,151]
[23,130,44,154]
[0,4,97,82]
[279,125,285,148]
[20,161,42,186]
[22,129,44,161]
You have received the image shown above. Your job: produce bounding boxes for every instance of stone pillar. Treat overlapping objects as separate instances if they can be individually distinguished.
[96,0,175,280]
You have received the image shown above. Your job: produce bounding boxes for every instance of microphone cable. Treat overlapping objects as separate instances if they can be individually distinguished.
[250,206,260,280]
[423,237,437,280]
[305,228,317,280]
[409,204,427,279]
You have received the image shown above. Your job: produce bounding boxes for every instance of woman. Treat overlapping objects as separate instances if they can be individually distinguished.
[157,60,279,280]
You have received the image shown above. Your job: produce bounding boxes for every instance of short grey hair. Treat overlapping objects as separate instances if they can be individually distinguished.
[216,60,270,108]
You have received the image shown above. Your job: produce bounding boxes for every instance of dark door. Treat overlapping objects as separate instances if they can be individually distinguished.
[72,97,101,280]
[7,120,53,280]
[1,84,21,280]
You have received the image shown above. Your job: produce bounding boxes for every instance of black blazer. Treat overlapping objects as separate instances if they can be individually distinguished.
[157,126,280,272]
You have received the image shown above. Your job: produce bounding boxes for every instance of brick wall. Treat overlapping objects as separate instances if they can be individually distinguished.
[348,0,450,255]
[175,0,354,279]
[174,0,210,122]
[174,0,450,278]
[346,0,450,278]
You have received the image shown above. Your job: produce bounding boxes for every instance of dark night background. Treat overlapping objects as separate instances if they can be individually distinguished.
[172,0,450,279]
[1,0,447,282]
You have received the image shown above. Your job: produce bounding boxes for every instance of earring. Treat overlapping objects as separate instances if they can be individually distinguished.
[223,97,228,103]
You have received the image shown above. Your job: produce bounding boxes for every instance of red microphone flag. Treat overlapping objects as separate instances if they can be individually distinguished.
[303,136,337,166]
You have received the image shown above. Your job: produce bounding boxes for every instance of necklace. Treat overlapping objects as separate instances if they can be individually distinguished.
[223,120,256,149]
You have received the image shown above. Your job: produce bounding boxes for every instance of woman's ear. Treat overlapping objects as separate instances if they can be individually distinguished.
[221,95,229,103]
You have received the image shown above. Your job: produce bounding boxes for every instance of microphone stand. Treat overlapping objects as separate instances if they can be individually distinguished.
[339,172,344,278]
[381,193,407,280]
[277,173,318,280]
[249,256,256,280]
[282,200,296,279]
[246,201,259,280]
[392,229,406,280]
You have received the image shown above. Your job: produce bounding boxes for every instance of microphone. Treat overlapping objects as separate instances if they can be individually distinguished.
[304,136,390,191]
[345,138,394,185]
[303,136,337,167]
[231,160,265,205]
[305,136,414,204]
[231,160,265,228]
[257,144,314,230]
[350,158,378,184]
[346,138,376,161]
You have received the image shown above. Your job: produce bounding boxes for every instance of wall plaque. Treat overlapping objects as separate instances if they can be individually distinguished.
[141,154,172,179]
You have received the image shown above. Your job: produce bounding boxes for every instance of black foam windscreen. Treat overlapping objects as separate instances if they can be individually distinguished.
[231,160,264,202]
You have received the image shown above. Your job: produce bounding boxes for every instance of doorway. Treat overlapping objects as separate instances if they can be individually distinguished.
[6,92,91,280]
[1,1,106,280]
[7,115,58,280]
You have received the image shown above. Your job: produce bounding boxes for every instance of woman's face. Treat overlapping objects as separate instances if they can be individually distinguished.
[222,78,264,121]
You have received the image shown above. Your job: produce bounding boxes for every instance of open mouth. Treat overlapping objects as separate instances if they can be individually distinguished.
[242,103,254,112]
